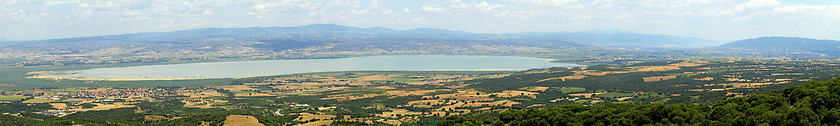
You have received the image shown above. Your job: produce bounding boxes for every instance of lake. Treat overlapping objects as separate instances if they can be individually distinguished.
[73,55,584,79]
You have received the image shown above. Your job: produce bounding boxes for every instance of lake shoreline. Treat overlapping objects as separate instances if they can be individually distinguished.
[27,55,586,81]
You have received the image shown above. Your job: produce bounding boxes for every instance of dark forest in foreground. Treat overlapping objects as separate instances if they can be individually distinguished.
[440,76,840,126]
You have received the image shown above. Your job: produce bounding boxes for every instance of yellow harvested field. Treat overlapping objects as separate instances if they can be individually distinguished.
[527,104,545,108]
[705,82,777,88]
[550,97,578,102]
[569,92,606,98]
[378,108,422,118]
[181,90,225,98]
[317,106,336,110]
[380,119,404,126]
[357,75,393,81]
[294,112,333,122]
[694,77,714,81]
[636,66,681,72]
[407,100,446,106]
[771,73,805,76]
[223,115,264,126]
[670,62,704,67]
[145,115,172,122]
[459,100,519,107]
[234,93,273,97]
[635,62,704,72]
[490,90,538,98]
[580,71,631,76]
[643,76,677,82]
[373,86,396,90]
[615,97,634,101]
[182,99,227,108]
[50,103,67,109]
[537,75,587,82]
[322,93,380,101]
[526,87,550,92]
[724,78,750,82]
[429,111,452,117]
[710,88,727,91]
[71,102,135,111]
[424,90,494,101]
[725,92,746,98]
[387,90,437,97]
[725,92,742,96]
[272,85,312,91]
[295,120,333,126]
[219,85,259,92]
[22,99,56,103]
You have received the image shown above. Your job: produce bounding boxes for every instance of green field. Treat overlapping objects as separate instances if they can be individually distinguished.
[0,96,30,101]
[596,92,635,98]
[371,79,422,83]
[556,87,586,93]
[22,99,56,103]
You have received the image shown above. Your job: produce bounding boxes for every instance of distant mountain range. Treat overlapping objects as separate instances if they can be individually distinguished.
[6,24,840,62]
[530,32,724,48]
[35,24,482,43]
[719,37,840,54]
[22,24,723,48]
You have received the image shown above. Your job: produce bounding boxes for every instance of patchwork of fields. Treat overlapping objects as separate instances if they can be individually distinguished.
[1,59,839,125]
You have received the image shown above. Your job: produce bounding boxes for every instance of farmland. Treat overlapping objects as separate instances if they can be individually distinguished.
[1,59,839,125]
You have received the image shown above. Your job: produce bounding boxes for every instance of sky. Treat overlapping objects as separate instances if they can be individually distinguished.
[1,0,839,41]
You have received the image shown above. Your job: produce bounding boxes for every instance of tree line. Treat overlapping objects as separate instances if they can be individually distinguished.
[440,76,840,125]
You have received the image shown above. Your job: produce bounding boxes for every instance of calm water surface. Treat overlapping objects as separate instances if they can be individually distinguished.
[75,55,584,79]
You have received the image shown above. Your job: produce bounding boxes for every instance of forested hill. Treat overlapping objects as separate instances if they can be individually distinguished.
[532,32,723,48]
[11,24,718,49]
[719,37,840,53]
[440,76,840,125]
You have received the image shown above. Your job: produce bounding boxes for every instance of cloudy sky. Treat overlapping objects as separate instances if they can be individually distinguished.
[1,0,839,41]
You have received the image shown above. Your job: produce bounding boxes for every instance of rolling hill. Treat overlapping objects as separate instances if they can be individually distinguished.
[719,37,840,54]
[535,30,725,48]
[0,24,731,66]
[13,24,720,49]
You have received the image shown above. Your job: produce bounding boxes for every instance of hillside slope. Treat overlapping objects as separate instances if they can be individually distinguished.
[0,24,733,67]
[720,37,840,53]
[5,24,720,52]
[540,32,723,48]
[442,76,840,125]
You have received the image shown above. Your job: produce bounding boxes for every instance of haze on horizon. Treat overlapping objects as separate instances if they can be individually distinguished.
[2,0,839,41]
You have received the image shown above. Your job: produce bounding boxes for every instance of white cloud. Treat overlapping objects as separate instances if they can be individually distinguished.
[382,9,394,15]
[252,3,272,10]
[547,0,579,7]
[773,5,836,13]
[1,0,840,41]
[736,0,781,11]
[421,5,444,12]
[475,1,503,10]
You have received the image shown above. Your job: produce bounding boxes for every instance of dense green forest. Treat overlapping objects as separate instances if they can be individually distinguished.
[440,76,840,125]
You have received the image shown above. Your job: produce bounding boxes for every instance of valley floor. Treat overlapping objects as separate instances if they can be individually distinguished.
[1,59,839,125]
